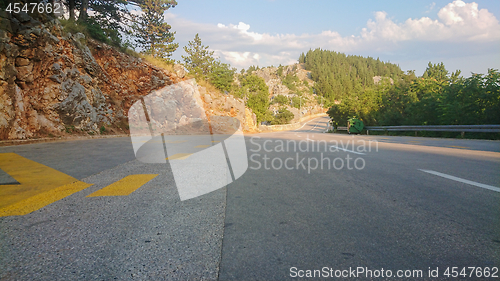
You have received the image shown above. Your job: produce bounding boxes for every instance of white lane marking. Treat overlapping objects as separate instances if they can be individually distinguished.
[329,146,366,155]
[304,138,365,155]
[295,117,325,131]
[419,169,500,193]
[309,120,323,132]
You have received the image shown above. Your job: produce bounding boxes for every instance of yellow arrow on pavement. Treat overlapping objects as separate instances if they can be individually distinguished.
[87,174,158,197]
[0,153,93,216]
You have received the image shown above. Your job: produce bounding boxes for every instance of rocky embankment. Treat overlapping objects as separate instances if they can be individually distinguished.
[0,11,257,140]
[251,64,324,123]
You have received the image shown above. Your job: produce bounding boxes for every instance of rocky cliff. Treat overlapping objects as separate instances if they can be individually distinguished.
[0,12,257,140]
[251,64,324,123]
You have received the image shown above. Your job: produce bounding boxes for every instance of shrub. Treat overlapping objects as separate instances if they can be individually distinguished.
[271,107,294,125]
[272,95,289,105]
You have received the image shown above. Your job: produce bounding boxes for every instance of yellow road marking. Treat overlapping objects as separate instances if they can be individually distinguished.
[211,141,220,143]
[0,153,92,216]
[132,140,187,144]
[195,145,211,148]
[166,153,192,160]
[1,181,91,216]
[448,145,469,149]
[87,174,158,197]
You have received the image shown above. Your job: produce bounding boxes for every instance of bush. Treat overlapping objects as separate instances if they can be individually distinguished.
[291,96,302,109]
[272,95,289,105]
[209,62,235,92]
[271,107,294,125]
[283,74,299,92]
[60,19,88,36]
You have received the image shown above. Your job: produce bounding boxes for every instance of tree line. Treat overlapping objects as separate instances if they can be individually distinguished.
[302,50,499,129]
[0,0,179,61]
[300,48,404,103]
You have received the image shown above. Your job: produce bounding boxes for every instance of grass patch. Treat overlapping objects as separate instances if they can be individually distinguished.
[196,78,223,95]
[59,19,88,43]
[60,19,87,34]
[138,55,235,101]
[140,55,175,73]
[122,47,141,58]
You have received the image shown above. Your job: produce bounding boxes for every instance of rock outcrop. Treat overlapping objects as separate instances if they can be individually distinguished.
[251,63,323,123]
[373,76,394,85]
[0,12,257,140]
[198,85,257,132]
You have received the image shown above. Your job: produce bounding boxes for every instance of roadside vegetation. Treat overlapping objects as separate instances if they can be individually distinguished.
[14,0,497,134]
[299,50,499,139]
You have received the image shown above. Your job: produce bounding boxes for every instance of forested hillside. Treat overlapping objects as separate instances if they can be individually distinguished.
[302,49,500,131]
[300,48,403,102]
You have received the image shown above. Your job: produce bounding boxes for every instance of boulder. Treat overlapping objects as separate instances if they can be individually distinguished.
[174,64,186,78]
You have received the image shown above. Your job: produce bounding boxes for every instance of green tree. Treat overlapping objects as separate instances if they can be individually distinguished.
[61,0,137,46]
[239,75,271,123]
[422,62,449,82]
[440,69,500,125]
[247,65,258,73]
[298,52,306,63]
[271,107,294,125]
[375,75,417,126]
[208,61,236,92]
[131,0,178,61]
[327,103,352,128]
[182,34,215,78]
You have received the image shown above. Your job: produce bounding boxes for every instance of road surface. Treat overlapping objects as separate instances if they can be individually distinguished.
[1,116,499,280]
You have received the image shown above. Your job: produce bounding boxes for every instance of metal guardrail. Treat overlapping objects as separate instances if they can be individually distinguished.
[365,125,500,133]
[333,124,500,135]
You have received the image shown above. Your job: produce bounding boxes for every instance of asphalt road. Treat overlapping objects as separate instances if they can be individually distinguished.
[1,116,499,280]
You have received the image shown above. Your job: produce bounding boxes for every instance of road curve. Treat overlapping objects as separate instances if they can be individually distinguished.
[1,116,499,280]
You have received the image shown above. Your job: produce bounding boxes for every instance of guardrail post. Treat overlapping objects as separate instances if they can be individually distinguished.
[415,131,417,137]
[461,131,465,138]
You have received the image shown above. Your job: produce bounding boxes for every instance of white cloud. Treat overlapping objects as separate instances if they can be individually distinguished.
[361,1,500,42]
[166,0,500,73]
[426,2,436,13]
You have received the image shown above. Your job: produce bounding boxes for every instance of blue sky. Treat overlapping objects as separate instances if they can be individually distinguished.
[162,0,500,76]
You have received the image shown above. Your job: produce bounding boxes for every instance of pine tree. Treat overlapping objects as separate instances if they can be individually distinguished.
[422,62,449,82]
[182,34,215,78]
[131,0,178,62]
[62,0,135,47]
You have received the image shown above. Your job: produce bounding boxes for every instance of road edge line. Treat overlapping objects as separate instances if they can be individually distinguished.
[419,169,500,193]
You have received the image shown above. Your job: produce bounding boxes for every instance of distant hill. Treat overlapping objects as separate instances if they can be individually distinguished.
[300,48,403,103]
[240,63,324,124]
